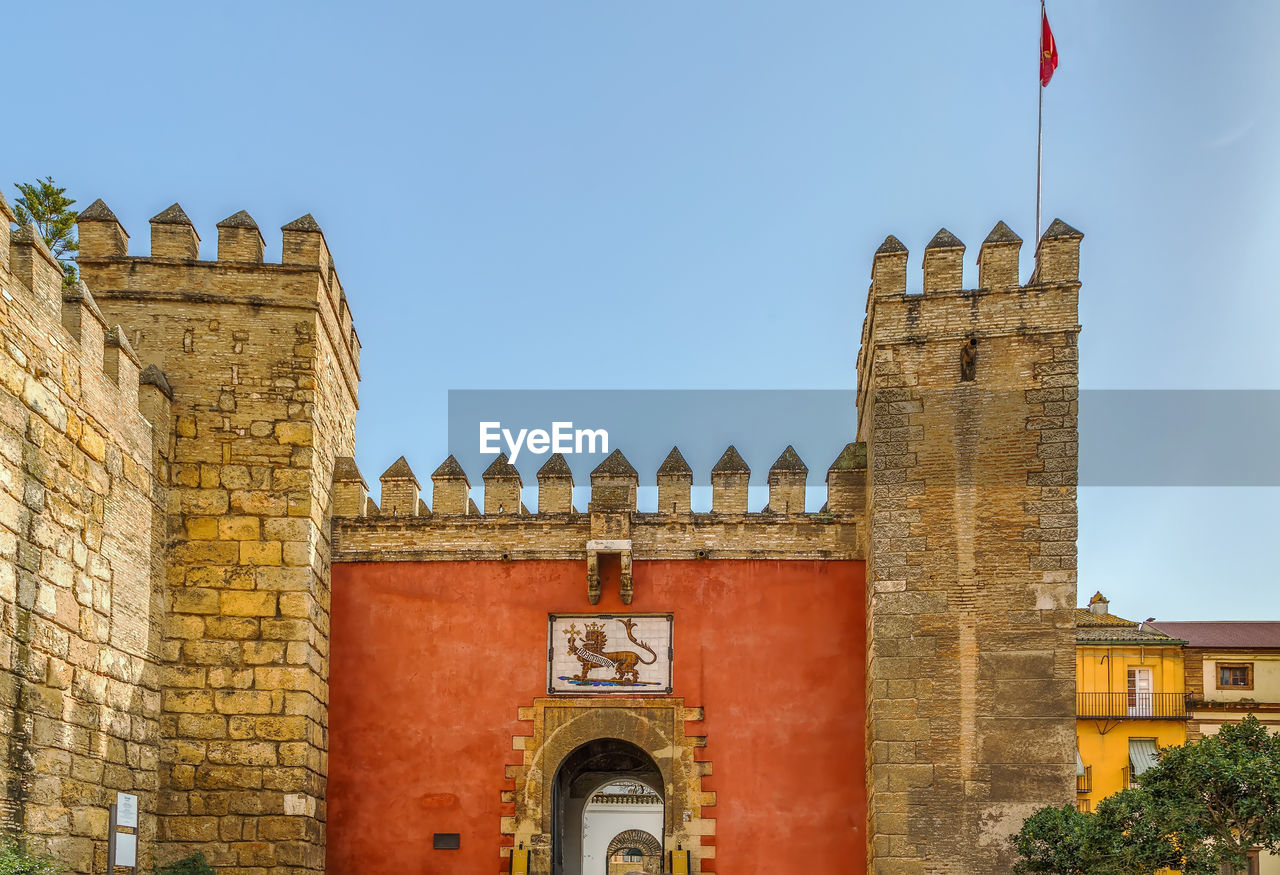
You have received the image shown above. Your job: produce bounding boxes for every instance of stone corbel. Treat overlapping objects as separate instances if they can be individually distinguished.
[587,551,601,605]
[585,539,633,606]
[620,551,633,605]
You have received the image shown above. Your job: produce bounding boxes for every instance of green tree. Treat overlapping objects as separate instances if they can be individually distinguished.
[1087,789,1181,874]
[1013,716,1280,874]
[1013,803,1094,874]
[1013,793,1180,875]
[12,176,78,283]
[1142,715,1280,874]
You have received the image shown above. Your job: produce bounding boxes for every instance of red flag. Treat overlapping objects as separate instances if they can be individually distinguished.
[1040,8,1059,86]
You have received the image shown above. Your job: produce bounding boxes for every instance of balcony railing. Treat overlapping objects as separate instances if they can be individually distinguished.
[1076,692,1187,719]
[1076,765,1092,794]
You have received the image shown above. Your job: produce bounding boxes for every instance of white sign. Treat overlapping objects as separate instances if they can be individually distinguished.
[549,614,672,694]
[114,833,137,867]
[116,793,138,828]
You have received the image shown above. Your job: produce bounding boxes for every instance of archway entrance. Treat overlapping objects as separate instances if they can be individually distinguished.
[503,698,711,873]
[551,739,663,875]
[605,828,663,875]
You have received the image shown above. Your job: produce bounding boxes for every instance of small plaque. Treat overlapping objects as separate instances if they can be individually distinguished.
[116,793,138,828]
[433,833,460,850]
[549,614,673,694]
[114,833,137,867]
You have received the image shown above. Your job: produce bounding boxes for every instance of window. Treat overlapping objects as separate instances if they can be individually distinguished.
[1128,738,1159,787]
[1217,663,1253,690]
[1127,667,1153,716]
[1219,848,1260,875]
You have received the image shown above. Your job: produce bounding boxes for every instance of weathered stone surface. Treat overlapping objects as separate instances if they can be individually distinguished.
[1,206,169,872]
[75,202,356,873]
[4,199,1082,875]
[858,221,1080,873]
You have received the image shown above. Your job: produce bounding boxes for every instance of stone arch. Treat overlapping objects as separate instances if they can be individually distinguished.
[504,698,714,874]
[554,737,664,874]
[607,829,662,858]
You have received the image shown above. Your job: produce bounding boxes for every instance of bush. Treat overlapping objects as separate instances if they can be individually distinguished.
[156,853,215,875]
[0,840,62,875]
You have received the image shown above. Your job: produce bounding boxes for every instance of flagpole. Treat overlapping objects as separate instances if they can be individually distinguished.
[1036,0,1045,243]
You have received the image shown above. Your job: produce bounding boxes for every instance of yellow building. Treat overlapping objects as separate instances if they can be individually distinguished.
[1075,593,1187,812]
[1148,621,1280,875]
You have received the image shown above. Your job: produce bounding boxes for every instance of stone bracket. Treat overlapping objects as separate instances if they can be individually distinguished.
[585,539,633,605]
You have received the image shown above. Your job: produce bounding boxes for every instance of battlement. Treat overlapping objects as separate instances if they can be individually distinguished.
[865,219,1080,300]
[337,443,867,520]
[862,219,1080,337]
[76,200,360,395]
[0,218,174,444]
[856,219,1082,427]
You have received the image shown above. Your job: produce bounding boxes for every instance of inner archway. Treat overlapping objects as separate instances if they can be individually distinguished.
[604,827,663,875]
[551,739,664,875]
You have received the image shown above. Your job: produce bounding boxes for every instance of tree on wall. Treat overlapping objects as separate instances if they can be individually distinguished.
[1014,716,1280,874]
[11,176,78,284]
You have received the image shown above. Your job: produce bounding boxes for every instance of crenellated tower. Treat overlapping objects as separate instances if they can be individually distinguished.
[857,220,1081,872]
[1,196,173,873]
[75,202,360,872]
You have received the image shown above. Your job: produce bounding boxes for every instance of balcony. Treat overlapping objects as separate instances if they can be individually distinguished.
[1076,692,1187,720]
[1076,765,1091,794]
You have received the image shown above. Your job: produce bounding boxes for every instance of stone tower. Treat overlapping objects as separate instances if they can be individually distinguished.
[1,197,172,871]
[858,221,1081,872]
[76,203,360,871]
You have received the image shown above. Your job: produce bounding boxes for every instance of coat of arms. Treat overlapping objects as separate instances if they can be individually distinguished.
[548,614,673,693]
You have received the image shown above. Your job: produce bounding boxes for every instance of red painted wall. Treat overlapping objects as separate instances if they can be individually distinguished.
[327,559,866,873]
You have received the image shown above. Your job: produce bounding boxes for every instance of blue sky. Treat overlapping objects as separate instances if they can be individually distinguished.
[6,1,1278,619]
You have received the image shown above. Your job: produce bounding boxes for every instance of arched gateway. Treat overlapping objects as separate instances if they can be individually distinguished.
[503,698,713,874]
[606,829,663,874]
[552,739,662,875]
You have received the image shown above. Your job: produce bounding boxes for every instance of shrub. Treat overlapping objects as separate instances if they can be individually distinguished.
[0,839,62,875]
[156,853,215,875]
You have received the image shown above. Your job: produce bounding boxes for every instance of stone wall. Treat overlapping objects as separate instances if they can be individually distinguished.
[3,186,1084,873]
[0,193,171,872]
[858,221,1081,872]
[76,202,360,873]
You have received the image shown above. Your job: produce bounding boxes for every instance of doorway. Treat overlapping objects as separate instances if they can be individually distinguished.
[551,739,664,875]
[503,698,710,874]
[1127,667,1153,716]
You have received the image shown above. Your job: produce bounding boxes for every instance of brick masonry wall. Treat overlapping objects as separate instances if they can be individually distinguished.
[0,203,170,872]
[858,224,1081,873]
[78,205,359,874]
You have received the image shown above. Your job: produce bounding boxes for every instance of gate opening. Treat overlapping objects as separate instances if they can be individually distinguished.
[551,738,664,875]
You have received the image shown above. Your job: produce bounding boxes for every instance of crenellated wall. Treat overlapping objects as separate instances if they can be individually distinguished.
[332,445,866,565]
[75,201,360,873]
[330,444,866,874]
[4,189,1082,874]
[0,193,172,872]
[858,220,1081,873]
